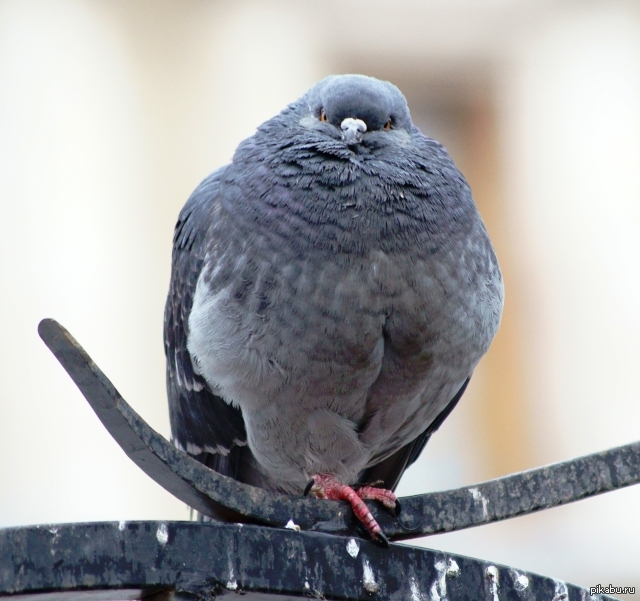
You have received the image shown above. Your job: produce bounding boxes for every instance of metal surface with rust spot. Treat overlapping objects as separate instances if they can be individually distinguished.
[38,318,640,542]
[0,521,618,600]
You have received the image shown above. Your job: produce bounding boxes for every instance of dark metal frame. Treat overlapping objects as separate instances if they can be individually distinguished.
[0,318,635,599]
[0,520,605,600]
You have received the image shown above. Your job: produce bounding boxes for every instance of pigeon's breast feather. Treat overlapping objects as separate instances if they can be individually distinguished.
[186,201,502,488]
[187,213,502,416]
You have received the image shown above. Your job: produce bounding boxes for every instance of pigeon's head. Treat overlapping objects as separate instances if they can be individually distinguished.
[300,74,413,149]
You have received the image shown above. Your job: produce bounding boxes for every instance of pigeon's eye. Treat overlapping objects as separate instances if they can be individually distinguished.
[383,119,392,130]
[320,109,327,122]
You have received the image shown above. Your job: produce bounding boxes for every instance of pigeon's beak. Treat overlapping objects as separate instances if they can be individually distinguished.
[341,117,367,146]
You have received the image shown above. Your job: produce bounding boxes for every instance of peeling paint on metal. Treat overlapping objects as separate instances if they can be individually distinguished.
[430,559,448,601]
[469,487,489,518]
[1,519,606,600]
[48,527,60,545]
[156,523,169,545]
[226,559,238,591]
[513,571,529,592]
[446,559,460,577]
[410,576,423,601]
[346,538,360,558]
[486,565,499,601]
[118,521,126,532]
[428,557,460,601]
[362,558,379,593]
[226,579,238,591]
[553,580,569,601]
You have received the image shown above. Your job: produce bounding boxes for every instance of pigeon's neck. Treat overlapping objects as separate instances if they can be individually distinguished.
[222,129,478,257]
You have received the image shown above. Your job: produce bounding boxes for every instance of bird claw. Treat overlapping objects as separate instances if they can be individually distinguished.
[393,498,402,517]
[305,474,397,545]
[303,478,315,497]
[374,530,390,548]
[355,484,398,512]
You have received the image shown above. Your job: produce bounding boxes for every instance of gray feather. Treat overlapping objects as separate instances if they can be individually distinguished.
[165,74,504,496]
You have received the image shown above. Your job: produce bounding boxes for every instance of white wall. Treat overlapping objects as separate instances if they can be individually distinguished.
[492,3,640,585]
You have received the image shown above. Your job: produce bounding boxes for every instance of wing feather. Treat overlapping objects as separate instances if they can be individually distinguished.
[164,167,247,464]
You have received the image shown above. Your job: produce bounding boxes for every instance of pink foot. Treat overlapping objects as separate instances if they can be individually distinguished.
[304,474,397,544]
[356,484,398,511]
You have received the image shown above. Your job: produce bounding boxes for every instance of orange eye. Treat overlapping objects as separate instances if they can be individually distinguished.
[383,119,392,130]
[320,109,327,122]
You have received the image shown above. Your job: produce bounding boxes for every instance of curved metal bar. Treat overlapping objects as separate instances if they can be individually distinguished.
[0,521,616,600]
[37,318,350,534]
[377,439,640,540]
[38,318,640,542]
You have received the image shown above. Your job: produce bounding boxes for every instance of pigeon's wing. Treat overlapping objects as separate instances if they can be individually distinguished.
[164,167,247,478]
[358,378,470,491]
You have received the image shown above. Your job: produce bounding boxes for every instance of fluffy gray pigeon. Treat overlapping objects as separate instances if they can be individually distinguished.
[164,74,503,542]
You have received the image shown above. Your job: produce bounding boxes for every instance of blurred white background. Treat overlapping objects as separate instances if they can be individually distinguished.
[1,0,639,596]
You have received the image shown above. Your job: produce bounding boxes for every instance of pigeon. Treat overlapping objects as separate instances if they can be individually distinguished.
[164,74,503,543]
